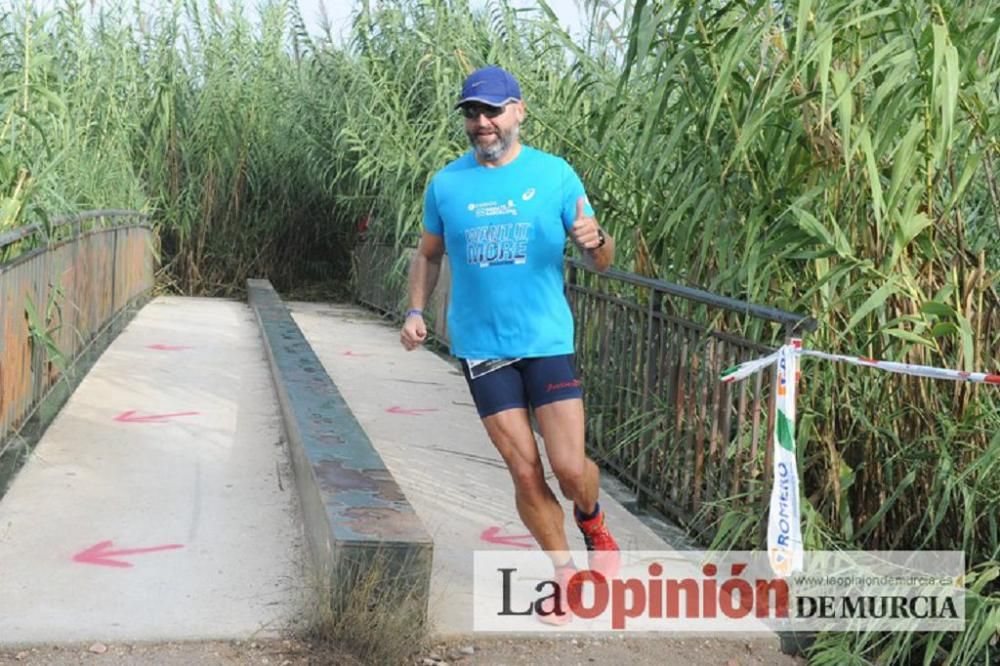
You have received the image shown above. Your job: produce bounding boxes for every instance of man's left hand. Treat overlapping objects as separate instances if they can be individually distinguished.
[570,197,602,250]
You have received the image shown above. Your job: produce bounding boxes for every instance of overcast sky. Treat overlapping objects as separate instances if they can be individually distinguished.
[30,1,592,45]
[297,0,587,43]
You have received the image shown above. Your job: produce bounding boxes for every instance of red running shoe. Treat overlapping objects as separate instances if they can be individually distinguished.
[536,563,579,626]
[576,506,621,579]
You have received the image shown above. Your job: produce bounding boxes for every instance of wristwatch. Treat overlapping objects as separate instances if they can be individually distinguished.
[595,228,606,249]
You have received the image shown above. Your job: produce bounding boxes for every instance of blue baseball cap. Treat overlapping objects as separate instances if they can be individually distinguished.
[455,66,522,108]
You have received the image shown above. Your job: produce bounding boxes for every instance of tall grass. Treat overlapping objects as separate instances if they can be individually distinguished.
[2,0,998,661]
[313,1,998,662]
[1,3,147,229]
[2,0,353,294]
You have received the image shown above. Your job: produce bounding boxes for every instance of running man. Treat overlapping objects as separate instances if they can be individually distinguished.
[399,65,619,623]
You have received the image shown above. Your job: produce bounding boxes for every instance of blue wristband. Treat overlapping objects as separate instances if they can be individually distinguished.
[405,308,423,318]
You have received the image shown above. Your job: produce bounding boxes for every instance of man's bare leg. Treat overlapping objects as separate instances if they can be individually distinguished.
[481,408,571,562]
[534,398,599,512]
[535,397,620,578]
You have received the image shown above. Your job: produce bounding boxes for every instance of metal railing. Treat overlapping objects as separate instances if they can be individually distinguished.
[353,238,410,319]
[0,210,154,452]
[354,236,453,345]
[353,238,816,535]
[565,259,815,534]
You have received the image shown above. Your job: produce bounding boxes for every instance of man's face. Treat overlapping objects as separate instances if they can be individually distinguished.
[462,100,524,163]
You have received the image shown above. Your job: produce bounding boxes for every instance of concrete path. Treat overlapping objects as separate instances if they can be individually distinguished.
[0,296,779,647]
[0,297,303,645]
[290,302,692,636]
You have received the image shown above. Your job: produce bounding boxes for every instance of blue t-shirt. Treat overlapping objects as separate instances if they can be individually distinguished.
[423,145,593,359]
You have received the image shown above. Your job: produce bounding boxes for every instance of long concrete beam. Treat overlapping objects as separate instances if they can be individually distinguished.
[247,279,433,622]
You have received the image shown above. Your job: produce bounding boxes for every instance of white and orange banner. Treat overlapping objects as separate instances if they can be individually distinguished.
[767,340,804,576]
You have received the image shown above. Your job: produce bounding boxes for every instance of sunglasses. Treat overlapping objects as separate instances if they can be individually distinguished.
[460,103,506,119]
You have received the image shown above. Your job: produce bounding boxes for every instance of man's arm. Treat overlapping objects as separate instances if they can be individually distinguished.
[400,232,445,350]
[580,229,615,272]
[408,232,445,308]
[569,197,615,272]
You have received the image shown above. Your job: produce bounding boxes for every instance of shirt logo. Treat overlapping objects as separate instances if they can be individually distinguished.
[521,188,536,201]
[467,200,519,218]
[465,223,532,267]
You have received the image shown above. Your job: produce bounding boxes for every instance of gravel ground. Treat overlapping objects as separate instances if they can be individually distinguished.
[0,636,803,665]
[423,636,804,666]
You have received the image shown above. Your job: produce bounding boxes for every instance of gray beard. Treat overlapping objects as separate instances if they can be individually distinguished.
[468,123,520,163]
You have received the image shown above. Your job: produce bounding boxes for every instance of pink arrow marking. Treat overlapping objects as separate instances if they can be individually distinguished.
[342,350,373,357]
[146,344,193,351]
[481,526,535,549]
[114,410,201,423]
[72,540,184,568]
[385,406,439,416]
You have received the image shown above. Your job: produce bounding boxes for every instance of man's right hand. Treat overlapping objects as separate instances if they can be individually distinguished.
[400,314,427,350]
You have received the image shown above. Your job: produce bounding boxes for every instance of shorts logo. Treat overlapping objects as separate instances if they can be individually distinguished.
[546,379,581,392]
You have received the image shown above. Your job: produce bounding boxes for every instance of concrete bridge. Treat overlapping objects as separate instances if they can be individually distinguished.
[0,288,701,636]
[0,214,806,661]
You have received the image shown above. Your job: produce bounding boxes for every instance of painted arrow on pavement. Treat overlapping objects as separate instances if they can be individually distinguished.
[480,526,535,548]
[146,344,193,351]
[73,540,185,568]
[114,410,200,423]
[385,406,438,416]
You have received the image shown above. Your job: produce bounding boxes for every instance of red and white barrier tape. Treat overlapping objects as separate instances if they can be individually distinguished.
[720,342,998,577]
[722,348,1000,385]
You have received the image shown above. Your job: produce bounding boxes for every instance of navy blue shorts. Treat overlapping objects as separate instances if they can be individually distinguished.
[460,354,583,418]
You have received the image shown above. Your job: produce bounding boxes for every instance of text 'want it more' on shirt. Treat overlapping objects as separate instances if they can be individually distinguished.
[422,145,594,359]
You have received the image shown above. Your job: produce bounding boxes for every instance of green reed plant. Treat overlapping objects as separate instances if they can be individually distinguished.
[2,0,354,294]
[321,1,998,662]
[2,0,997,661]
